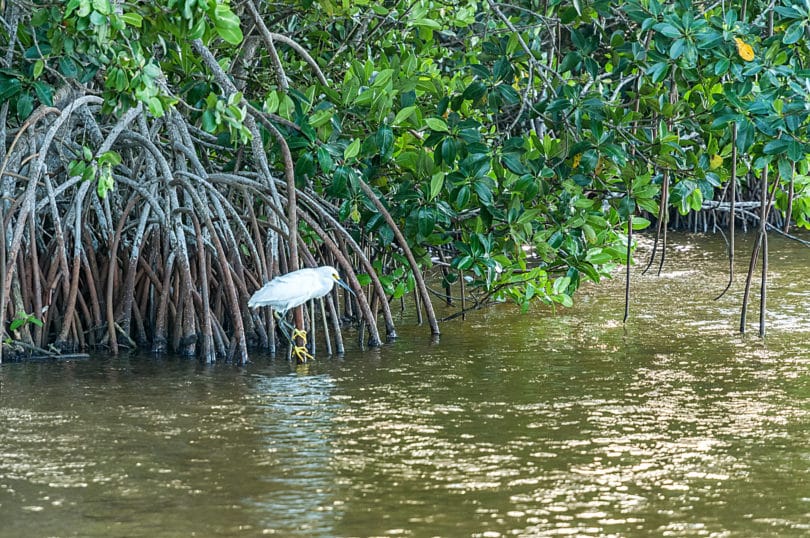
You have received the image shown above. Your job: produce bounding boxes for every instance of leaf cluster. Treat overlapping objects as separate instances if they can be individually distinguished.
[4,0,810,314]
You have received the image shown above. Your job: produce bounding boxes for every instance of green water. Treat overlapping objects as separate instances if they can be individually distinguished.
[1,234,810,537]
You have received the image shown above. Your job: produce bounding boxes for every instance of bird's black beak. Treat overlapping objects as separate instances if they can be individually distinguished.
[335,277,355,296]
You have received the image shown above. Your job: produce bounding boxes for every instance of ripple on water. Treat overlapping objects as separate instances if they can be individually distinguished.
[2,234,810,537]
[0,408,93,489]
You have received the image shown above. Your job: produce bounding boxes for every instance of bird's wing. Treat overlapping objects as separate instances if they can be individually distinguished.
[248,271,310,311]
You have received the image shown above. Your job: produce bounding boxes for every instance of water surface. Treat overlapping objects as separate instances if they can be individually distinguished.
[1,233,810,537]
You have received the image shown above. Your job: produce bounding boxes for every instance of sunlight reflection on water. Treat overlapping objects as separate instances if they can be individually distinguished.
[1,233,810,537]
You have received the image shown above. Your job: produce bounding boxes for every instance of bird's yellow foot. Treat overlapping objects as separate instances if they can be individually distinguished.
[292,345,313,363]
[291,328,308,345]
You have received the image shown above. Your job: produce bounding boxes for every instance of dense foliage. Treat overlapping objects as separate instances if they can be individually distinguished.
[1,0,809,359]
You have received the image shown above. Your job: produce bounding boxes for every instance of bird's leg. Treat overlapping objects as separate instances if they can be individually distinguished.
[273,311,295,341]
[291,328,312,362]
[274,311,312,362]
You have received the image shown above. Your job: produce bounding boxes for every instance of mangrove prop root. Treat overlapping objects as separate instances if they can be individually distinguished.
[716,123,738,301]
[0,86,439,364]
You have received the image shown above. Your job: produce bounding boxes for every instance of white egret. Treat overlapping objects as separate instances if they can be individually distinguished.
[249,265,354,361]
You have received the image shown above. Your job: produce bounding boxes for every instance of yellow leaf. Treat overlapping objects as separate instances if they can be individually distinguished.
[709,154,723,170]
[734,38,755,62]
[350,203,361,224]
[572,153,582,169]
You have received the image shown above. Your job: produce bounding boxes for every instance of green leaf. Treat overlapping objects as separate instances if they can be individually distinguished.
[344,138,361,160]
[713,58,730,76]
[0,76,21,101]
[24,44,50,60]
[371,68,393,88]
[92,0,111,15]
[98,150,122,167]
[213,4,244,45]
[277,94,295,118]
[763,140,790,157]
[460,153,490,178]
[582,223,597,243]
[410,17,442,29]
[787,141,805,162]
[65,0,81,17]
[77,0,91,17]
[393,105,417,126]
[417,209,435,237]
[696,29,723,50]
[774,5,802,17]
[453,254,473,270]
[778,158,793,180]
[455,185,471,208]
[711,112,740,129]
[308,108,333,128]
[496,84,519,106]
[16,94,34,120]
[646,61,669,83]
[317,146,334,174]
[462,81,488,102]
[33,59,44,79]
[190,16,206,39]
[502,153,528,175]
[618,196,635,219]
[735,118,755,152]
[688,187,703,211]
[82,163,96,182]
[89,11,106,26]
[587,249,613,264]
[552,276,571,295]
[147,96,164,117]
[669,38,685,59]
[631,216,651,230]
[329,166,349,197]
[429,173,444,201]
[264,91,279,114]
[376,126,394,159]
[441,138,457,166]
[201,110,217,132]
[783,21,805,45]
[97,164,115,198]
[653,22,682,38]
[425,117,450,133]
[59,57,79,78]
[516,209,543,225]
[69,160,86,178]
[296,152,316,184]
[121,12,143,27]
[474,180,493,206]
[33,81,53,106]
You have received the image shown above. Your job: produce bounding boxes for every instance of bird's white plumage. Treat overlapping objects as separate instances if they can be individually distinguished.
[248,265,350,313]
